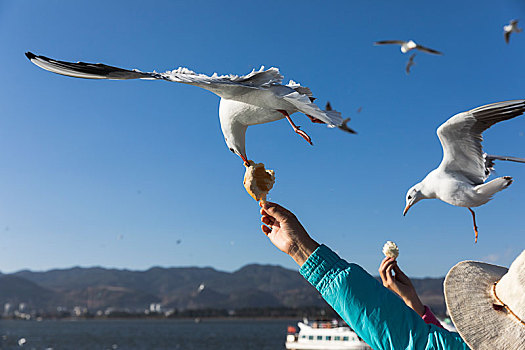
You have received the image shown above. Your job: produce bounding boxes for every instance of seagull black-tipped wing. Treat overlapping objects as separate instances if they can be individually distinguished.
[25,51,286,99]
[415,45,442,55]
[485,154,525,176]
[486,154,525,163]
[437,100,525,184]
[405,53,416,74]
[374,40,406,46]
[25,52,161,80]
[504,31,511,43]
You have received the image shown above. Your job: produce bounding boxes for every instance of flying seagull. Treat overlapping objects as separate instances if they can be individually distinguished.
[504,19,522,44]
[404,100,525,243]
[405,53,416,74]
[375,40,442,55]
[25,52,350,165]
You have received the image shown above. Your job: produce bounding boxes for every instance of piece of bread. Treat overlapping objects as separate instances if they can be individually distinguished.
[382,241,399,259]
[243,160,275,202]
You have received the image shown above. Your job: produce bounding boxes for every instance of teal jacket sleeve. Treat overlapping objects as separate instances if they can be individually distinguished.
[299,245,469,350]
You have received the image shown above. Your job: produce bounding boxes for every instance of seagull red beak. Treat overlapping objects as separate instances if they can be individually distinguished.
[240,154,249,166]
[403,204,411,216]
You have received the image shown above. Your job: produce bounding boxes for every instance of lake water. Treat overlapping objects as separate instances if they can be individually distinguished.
[0,318,294,350]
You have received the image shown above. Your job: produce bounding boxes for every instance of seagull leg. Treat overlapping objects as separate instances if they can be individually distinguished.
[306,114,324,124]
[277,110,313,145]
[468,208,479,243]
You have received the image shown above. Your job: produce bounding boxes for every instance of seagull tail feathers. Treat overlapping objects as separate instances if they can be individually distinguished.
[474,176,513,199]
[325,109,342,128]
[323,102,355,132]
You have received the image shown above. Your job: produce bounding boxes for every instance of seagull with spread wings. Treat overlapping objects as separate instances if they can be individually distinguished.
[26,52,353,165]
[374,40,442,55]
[403,100,525,242]
[504,19,522,44]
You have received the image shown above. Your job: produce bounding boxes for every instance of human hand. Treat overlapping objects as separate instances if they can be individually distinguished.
[259,201,319,266]
[379,257,425,316]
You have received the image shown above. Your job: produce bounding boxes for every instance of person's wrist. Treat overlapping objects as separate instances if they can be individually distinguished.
[289,236,319,266]
[403,295,425,317]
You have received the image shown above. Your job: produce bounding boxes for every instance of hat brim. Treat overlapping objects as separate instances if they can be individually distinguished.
[444,260,525,350]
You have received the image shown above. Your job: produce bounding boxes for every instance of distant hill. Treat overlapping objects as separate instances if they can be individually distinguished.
[1,265,446,316]
[0,275,61,312]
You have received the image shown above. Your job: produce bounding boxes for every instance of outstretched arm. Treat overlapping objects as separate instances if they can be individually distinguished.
[258,201,466,350]
[379,257,444,328]
[259,201,319,266]
[379,257,425,316]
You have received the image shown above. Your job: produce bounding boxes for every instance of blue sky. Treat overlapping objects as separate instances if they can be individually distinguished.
[0,0,524,277]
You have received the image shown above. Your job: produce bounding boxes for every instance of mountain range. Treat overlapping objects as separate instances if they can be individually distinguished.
[0,265,446,316]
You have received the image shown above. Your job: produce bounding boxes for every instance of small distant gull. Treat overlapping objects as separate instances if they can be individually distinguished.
[25,52,354,165]
[504,19,522,44]
[18,338,26,347]
[405,53,416,74]
[404,100,525,242]
[374,40,443,55]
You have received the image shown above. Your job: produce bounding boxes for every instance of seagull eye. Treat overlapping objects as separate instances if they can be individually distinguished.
[408,195,412,200]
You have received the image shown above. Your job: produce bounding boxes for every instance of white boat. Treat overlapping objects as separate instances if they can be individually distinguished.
[285,319,372,350]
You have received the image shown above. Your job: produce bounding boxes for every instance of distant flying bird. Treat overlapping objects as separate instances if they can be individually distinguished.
[25,52,352,165]
[504,19,522,43]
[405,53,416,74]
[375,40,443,55]
[404,100,525,243]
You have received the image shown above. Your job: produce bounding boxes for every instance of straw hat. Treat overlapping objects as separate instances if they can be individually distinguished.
[444,249,525,350]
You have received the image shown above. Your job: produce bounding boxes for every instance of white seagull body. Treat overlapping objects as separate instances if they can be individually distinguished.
[504,19,522,43]
[374,40,442,55]
[404,100,525,242]
[25,52,350,164]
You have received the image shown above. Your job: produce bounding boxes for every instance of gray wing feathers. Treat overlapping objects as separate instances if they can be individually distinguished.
[26,52,283,90]
[437,100,525,184]
[282,91,342,127]
[141,65,283,88]
[415,45,443,55]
